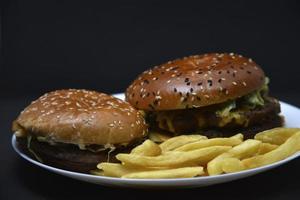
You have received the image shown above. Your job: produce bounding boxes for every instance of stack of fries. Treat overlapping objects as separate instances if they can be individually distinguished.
[91,128,300,179]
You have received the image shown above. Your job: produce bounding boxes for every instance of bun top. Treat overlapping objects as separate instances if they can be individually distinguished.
[126,53,265,111]
[13,89,147,146]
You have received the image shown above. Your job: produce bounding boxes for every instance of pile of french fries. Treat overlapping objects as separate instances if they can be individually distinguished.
[91,128,300,179]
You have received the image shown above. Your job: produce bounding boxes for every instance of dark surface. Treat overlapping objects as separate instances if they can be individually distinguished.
[2,0,300,199]
[1,93,300,199]
[2,0,300,97]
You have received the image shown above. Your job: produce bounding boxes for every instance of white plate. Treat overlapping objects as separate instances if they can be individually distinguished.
[12,93,300,188]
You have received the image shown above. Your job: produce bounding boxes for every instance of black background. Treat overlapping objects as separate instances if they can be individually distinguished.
[1,0,300,199]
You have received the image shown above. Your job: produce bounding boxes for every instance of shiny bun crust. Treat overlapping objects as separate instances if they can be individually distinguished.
[126,53,265,111]
[13,89,147,145]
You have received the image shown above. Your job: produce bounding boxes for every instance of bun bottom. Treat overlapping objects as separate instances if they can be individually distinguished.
[16,137,130,173]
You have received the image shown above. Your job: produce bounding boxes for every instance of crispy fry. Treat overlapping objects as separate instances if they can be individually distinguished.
[90,169,104,176]
[257,143,278,155]
[148,131,172,143]
[207,139,261,175]
[230,133,244,140]
[131,140,161,156]
[159,135,207,152]
[122,167,204,179]
[242,132,300,169]
[221,158,244,173]
[117,146,231,167]
[97,163,152,177]
[175,137,242,152]
[254,128,300,145]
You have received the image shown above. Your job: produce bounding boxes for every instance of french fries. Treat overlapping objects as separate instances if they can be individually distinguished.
[257,143,278,155]
[175,136,242,152]
[148,131,172,143]
[207,139,261,175]
[242,131,300,169]
[254,128,300,145]
[97,163,150,177]
[221,158,244,173]
[117,146,231,167]
[92,127,300,179]
[159,135,207,152]
[131,140,161,156]
[122,167,204,179]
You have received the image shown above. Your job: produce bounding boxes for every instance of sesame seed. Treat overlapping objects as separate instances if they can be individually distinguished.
[232,81,237,85]
[76,102,81,107]
[109,123,114,127]
[242,82,247,86]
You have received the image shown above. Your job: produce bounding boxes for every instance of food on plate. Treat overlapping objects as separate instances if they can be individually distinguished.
[207,139,261,175]
[131,139,161,156]
[116,146,231,167]
[148,131,172,143]
[122,167,204,179]
[125,53,283,139]
[12,89,147,172]
[242,131,300,169]
[174,134,243,152]
[254,127,300,145]
[221,157,244,173]
[159,134,207,152]
[95,127,300,179]
[97,163,150,177]
[257,143,278,155]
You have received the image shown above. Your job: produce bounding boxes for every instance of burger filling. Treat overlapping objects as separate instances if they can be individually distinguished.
[148,78,281,134]
[16,135,133,172]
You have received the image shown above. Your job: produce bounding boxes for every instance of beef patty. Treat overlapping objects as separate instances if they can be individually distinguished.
[16,137,131,173]
[149,97,283,138]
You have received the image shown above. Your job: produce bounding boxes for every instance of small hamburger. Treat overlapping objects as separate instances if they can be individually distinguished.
[126,53,283,139]
[13,89,147,172]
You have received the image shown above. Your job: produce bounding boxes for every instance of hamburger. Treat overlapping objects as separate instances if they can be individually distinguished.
[125,53,283,139]
[12,89,147,172]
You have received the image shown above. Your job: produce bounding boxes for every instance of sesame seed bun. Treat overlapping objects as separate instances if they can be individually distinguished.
[126,53,265,111]
[13,89,147,146]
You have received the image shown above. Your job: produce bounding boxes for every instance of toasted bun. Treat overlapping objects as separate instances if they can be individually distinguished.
[13,89,147,145]
[126,53,265,111]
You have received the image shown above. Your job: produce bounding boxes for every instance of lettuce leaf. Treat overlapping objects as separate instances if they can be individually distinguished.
[27,135,43,163]
[243,77,269,108]
[216,101,236,117]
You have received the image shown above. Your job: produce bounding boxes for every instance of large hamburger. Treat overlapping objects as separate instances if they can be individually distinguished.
[126,53,283,139]
[12,89,147,172]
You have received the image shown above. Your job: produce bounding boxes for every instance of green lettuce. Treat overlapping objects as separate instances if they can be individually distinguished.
[215,78,269,127]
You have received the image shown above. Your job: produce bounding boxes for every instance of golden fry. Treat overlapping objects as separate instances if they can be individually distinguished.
[122,167,204,179]
[242,132,300,169]
[254,128,300,145]
[148,131,172,143]
[221,158,244,173]
[131,139,161,156]
[97,163,151,177]
[117,146,231,168]
[230,133,244,140]
[90,169,104,176]
[175,137,242,152]
[207,139,261,175]
[257,143,278,155]
[159,135,207,152]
